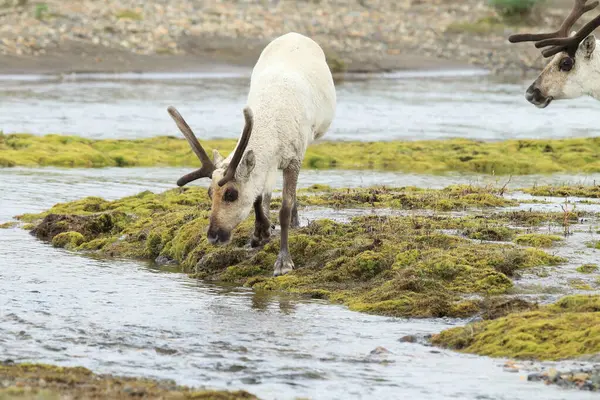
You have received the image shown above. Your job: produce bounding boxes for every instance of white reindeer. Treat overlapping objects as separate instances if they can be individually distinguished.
[509,0,600,108]
[167,32,336,277]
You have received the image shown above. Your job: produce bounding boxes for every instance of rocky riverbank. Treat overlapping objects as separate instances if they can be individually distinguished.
[0,0,580,75]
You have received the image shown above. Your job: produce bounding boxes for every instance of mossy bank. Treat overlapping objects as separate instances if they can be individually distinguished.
[5,134,600,174]
[15,184,571,320]
[432,295,600,362]
[0,361,257,399]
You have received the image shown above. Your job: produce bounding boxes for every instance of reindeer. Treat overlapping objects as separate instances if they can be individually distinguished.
[167,32,336,277]
[509,0,600,108]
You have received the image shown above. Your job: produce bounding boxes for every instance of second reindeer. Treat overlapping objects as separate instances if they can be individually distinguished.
[168,32,337,277]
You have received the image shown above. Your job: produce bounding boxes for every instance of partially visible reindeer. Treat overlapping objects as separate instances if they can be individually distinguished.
[509,0,600,108]
[167,32,336,277]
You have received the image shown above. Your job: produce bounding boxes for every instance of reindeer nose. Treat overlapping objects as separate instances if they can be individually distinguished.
[526,85,544,104]
[207,226,230,245]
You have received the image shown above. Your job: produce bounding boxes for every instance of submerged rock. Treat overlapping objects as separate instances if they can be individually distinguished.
[154,254,178,266]
[398,335,417,343]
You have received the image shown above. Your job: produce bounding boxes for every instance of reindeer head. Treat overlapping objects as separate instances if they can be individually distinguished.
[168,106,256,245]
[509,0,600,108]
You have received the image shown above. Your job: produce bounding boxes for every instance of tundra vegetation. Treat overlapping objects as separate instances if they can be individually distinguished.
[6,183,589,317]
[5,133,600,174]
[10,181,600,362]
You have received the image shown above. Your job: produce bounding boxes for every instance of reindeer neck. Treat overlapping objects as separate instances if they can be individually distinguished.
[225,122,279,198]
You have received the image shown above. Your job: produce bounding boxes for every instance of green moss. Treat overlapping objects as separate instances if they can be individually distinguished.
[18,186,565,319]
[445,16,505,35]
[432,295,600,360]
[463,225,515,241]
[503,210,581,226]
[587,241,600,250]
[5,134,600,174]
[0,362,257,399]
[289,184,517,210]
[115,9,142,20]
[569,279,594,291]
[514,233,563,248]
[51,231,85,250]
[577,264,599,274]
[0,221,17,229]
[523,184,600,198]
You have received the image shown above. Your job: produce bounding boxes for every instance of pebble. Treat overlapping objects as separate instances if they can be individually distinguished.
[0,0,552,73]
[369,346,391,355]
[526,367,600,392]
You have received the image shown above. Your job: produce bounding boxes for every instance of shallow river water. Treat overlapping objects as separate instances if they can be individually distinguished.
[1,70,600,399]
[1,69,600,141]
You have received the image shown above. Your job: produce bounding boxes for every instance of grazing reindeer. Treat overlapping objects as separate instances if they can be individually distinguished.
[167,32,336,277]
[509,0,600,108]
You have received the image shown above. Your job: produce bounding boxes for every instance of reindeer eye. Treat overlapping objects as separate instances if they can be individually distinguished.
[559,57,574,72]
[223,188,238,202]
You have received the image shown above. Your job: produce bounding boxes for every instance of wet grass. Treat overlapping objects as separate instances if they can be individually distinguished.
[15,185,568,319]
[0,362,257,399]
[4,134,600,174]
[431,295,600,360]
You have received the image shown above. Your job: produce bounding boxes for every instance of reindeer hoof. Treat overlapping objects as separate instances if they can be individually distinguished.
[250,235,270,248]
[274,253,294,277]
[250,224,274,248]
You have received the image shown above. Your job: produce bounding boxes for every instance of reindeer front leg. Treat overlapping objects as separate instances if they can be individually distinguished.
[274,162,299,276]
[250,193,273,248]
[291,201,299,228]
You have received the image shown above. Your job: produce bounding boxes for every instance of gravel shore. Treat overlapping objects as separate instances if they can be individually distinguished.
[0,0,582,75]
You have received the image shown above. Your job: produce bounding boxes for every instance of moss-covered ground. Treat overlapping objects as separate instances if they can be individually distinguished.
[426,182,600,361]
[5,134,600,174]
[524,185,600,198]
[0,362,257,399]
[513,234,564,248]
[431,295,600,361]
[16,184,571,319]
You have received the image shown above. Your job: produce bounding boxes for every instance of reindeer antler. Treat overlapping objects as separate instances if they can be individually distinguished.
[217,107,254,187]
[167,106,216,187]
[536,13,600,57]
[509,0,600,57]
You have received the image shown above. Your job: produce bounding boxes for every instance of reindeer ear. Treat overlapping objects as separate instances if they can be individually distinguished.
[580,34,596,58]
[235,150,255,181]
[212,149,224,167]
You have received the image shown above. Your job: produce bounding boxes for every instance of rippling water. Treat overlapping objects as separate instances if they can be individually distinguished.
[0,167,598,399]
[1,69,600,141]
[2,70,600,399]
